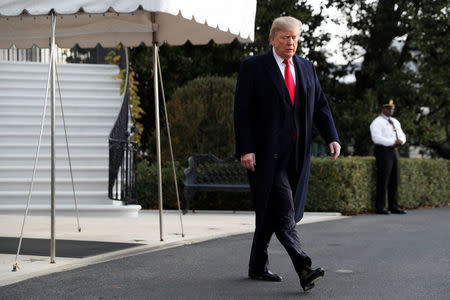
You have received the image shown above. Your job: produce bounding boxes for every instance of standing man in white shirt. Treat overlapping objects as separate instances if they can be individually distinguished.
[370,99,407,214]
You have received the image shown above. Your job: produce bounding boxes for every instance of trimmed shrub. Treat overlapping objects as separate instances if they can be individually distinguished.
[161,76,236,163]
[307,157,375,214]
[306,157,450,214]
[137,157,449,214]
[138,157,450,215]
[398,158,450,208]
[137,159,185,209]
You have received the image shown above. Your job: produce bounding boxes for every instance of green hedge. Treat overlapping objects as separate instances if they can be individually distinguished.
[398,158,450,208]
[307,157,375,214]
[137,157,450,214]
[155,76,236,163]
[307,157,450,214]
[137,159,185,209]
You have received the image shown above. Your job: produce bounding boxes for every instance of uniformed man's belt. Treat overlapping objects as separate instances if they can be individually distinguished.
[375,145,398,151]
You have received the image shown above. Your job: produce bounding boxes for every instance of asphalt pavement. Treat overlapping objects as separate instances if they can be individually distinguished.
[0,206,449,299]
[0,210,344,286]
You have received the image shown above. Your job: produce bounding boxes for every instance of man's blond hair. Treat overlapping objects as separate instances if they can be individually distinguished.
[269,16,302,38]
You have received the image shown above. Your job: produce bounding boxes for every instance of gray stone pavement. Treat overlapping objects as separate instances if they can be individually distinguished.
[0,210,345,287]
[0,207,449,299]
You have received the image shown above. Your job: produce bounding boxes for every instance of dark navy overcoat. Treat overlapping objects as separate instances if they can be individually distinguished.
[234,49,340,222]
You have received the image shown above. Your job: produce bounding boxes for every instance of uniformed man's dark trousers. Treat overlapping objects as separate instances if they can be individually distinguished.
[247,151,311,275]
[374,146,400,211]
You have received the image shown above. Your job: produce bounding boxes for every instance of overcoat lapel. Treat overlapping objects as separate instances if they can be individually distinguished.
[262,50,293,110]
[293,56,308,109]
[293,56,308,170]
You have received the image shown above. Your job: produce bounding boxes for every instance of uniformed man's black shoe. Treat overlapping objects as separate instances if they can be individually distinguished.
[299,267,324,292]
[390,208,406,214]
[248,270,282,281]
[376,209,390,214]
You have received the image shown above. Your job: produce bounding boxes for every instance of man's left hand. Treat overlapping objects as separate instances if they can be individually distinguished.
[329,141,341,161]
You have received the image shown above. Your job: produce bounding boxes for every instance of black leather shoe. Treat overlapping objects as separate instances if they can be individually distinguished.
[300,267,324,291]
[302,282,315,291]
[390,208,406,214]
[376,209,390,215]
[248,270,282,282]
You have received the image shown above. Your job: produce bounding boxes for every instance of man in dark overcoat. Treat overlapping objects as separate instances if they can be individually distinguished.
[234,16,341,292]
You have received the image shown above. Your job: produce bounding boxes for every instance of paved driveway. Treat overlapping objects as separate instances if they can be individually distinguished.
[0,207,448,299]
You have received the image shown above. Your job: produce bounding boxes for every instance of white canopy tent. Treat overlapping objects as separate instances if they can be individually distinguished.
[0,1,255,47]
[0,0,256,263]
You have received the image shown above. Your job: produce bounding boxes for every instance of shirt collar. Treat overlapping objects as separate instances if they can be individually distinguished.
[380,114,390,121]
[272,48,293,66]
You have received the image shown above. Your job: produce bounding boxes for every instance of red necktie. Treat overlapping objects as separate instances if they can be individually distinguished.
[283,59,297,142]
[283,59,295,106]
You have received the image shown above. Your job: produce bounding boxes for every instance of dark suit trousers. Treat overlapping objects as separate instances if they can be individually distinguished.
[248,150,311,275]
[374,146,400,211]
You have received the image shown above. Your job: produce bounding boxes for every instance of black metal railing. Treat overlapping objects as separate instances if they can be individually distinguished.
[108,46,138,203]
[109,138,138,203]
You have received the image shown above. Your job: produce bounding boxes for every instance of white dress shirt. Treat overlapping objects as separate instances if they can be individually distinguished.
[272,48,296,84]
[370,114,406,146]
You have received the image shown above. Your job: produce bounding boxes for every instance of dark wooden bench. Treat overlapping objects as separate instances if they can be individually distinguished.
[183,154,250,213]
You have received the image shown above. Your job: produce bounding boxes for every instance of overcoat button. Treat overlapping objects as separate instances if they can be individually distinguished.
[273,154,278,159]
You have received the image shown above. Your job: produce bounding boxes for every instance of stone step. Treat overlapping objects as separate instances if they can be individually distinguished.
[0,95,122,106]
[0,77,121,90]
[0,166,107,178]
[0,61,119,74]
[0,122,113,134]
[0,115,117,124]
[0,142,108,156]
[1,86,120,97]
[0,177,107,192]
[0,155,108,167]
[0,132,109,144]
[0,61,133,211]
[0,190,111,205]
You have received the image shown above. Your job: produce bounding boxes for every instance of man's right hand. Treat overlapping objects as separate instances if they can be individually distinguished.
[241,153,256,172]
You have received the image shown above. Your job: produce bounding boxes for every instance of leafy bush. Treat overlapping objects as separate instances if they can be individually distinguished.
[159,76,236,163]
[137,159,185,209]
[307,157,375,214]
[138,157,450,215]
[137,157,449,213]
[398,158,450,208]
[307,157,449,214]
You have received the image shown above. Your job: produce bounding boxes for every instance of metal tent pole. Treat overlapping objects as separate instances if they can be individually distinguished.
[152,14,164,241]
[153,43,164,241]
[11,33,54,273]
[50,12,56,263]
[156,53,185,238]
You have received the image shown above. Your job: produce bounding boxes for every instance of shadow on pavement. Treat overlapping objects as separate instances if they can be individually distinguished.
[0,237,144,258]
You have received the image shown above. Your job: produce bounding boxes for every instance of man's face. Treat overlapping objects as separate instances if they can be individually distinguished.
[270,29,299,60]
[382,107,395,117]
